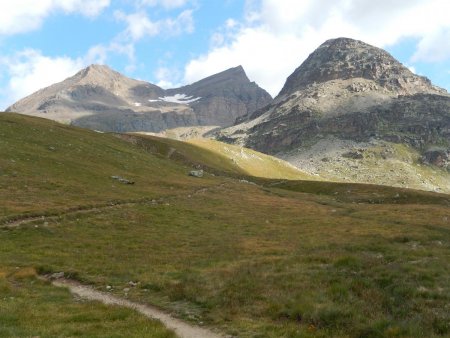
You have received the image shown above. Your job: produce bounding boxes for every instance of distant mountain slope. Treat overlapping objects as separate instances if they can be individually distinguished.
[5,65,271,133]
[166,66,271,127]
[218,37,450,193]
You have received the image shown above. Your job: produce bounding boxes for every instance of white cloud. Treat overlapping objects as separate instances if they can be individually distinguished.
[407,66,417,74]
[115,11,159,40]
[0,49,86,109]
[115,9,194,41]
[183,0,450,97]
[412,28,450,62]
[110,8,193,72]
[154,66,182,88]
[86,41,136,67]
[0,0,110,35]
[139,0,189,9]
[0,38,141,109]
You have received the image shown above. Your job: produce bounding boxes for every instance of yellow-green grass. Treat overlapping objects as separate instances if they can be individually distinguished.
[1,182,449,337]
[188,138,314,180]
[126,133,314,180]
[0,268,175,337]
[1,113,449,337]
[0,113,220,219]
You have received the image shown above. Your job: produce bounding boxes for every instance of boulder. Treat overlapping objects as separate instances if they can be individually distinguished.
[421,150,449,167]
[189,170,204,178]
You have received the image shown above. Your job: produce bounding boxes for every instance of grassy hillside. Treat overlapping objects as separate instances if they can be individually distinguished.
[1,113,449,337]
[0,113,219,219]
[125,133,314,180]
[188,138,313,180]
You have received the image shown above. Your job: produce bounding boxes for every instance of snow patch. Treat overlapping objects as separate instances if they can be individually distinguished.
[134,102,142,107]
[148,93,201,104]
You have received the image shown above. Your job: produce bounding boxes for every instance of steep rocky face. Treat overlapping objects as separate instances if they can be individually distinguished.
[217,37,450,192]
[5,65,271,133]
[278,37,445,97]
[220,38,449,152]
[235,93,450,154]
[167,66,272,127]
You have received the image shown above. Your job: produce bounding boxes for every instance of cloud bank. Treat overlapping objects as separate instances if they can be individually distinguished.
[0,50,84,107]
[0,0,110,35]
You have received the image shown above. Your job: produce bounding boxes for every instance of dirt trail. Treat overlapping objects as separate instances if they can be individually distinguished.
[52,278,224,338]
[0,200,141,229]
[1,182,231,229]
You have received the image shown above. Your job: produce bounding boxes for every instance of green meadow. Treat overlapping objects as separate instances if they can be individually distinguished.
[1,113,449,337]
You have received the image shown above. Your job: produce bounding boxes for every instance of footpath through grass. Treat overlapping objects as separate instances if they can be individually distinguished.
[0,268,175,337]
[1,181,449,337]
[1,113,449,337]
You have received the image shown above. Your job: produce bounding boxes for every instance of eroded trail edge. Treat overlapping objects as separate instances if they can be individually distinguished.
[51,278,223,338]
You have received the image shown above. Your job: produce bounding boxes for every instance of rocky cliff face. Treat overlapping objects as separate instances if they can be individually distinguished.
[217,37,450,192]
[278,37,445,97]
[167,66,271,127]
[5,65,271,133]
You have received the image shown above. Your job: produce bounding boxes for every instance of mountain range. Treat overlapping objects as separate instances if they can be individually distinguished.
[6,64,272,132]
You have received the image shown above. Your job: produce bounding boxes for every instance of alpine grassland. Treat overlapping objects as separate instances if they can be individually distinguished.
[1,113,449,337]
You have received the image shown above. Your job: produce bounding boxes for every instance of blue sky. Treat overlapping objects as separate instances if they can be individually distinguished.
[1,0,449,109]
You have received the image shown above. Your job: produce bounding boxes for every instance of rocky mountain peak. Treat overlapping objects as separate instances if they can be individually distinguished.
[72,64,142,88]
[278,37,445,97]
[168,64,270,102]
[80,63,112,73]
[188,66,250,88]
[6,64,272,132]
[221,65,249,81]
[74,64,112,80]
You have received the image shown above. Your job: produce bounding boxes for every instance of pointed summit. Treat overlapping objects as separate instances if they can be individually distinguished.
[5,64,271,131]
[217,65,249,82]
[185,66,251,90]
[166,65,272,126]
[278,37,444,97]
[168,65,269,104]
[72,63,146,89]
[76,64,114,78]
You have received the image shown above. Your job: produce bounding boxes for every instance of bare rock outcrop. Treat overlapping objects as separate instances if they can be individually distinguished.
[218,37,449,154]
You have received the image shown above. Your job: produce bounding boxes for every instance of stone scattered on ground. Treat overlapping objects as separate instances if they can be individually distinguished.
[189,170,204,178]
[111,175,135,184]
[50,272,65,279]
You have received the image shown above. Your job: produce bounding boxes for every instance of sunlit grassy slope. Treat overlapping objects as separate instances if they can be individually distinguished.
[0,113,219,218]
[188,138,314,180]
[1,113,449,337]
[126,134,314,180]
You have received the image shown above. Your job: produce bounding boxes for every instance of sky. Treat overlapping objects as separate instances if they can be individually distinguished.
[1,0,449,110]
